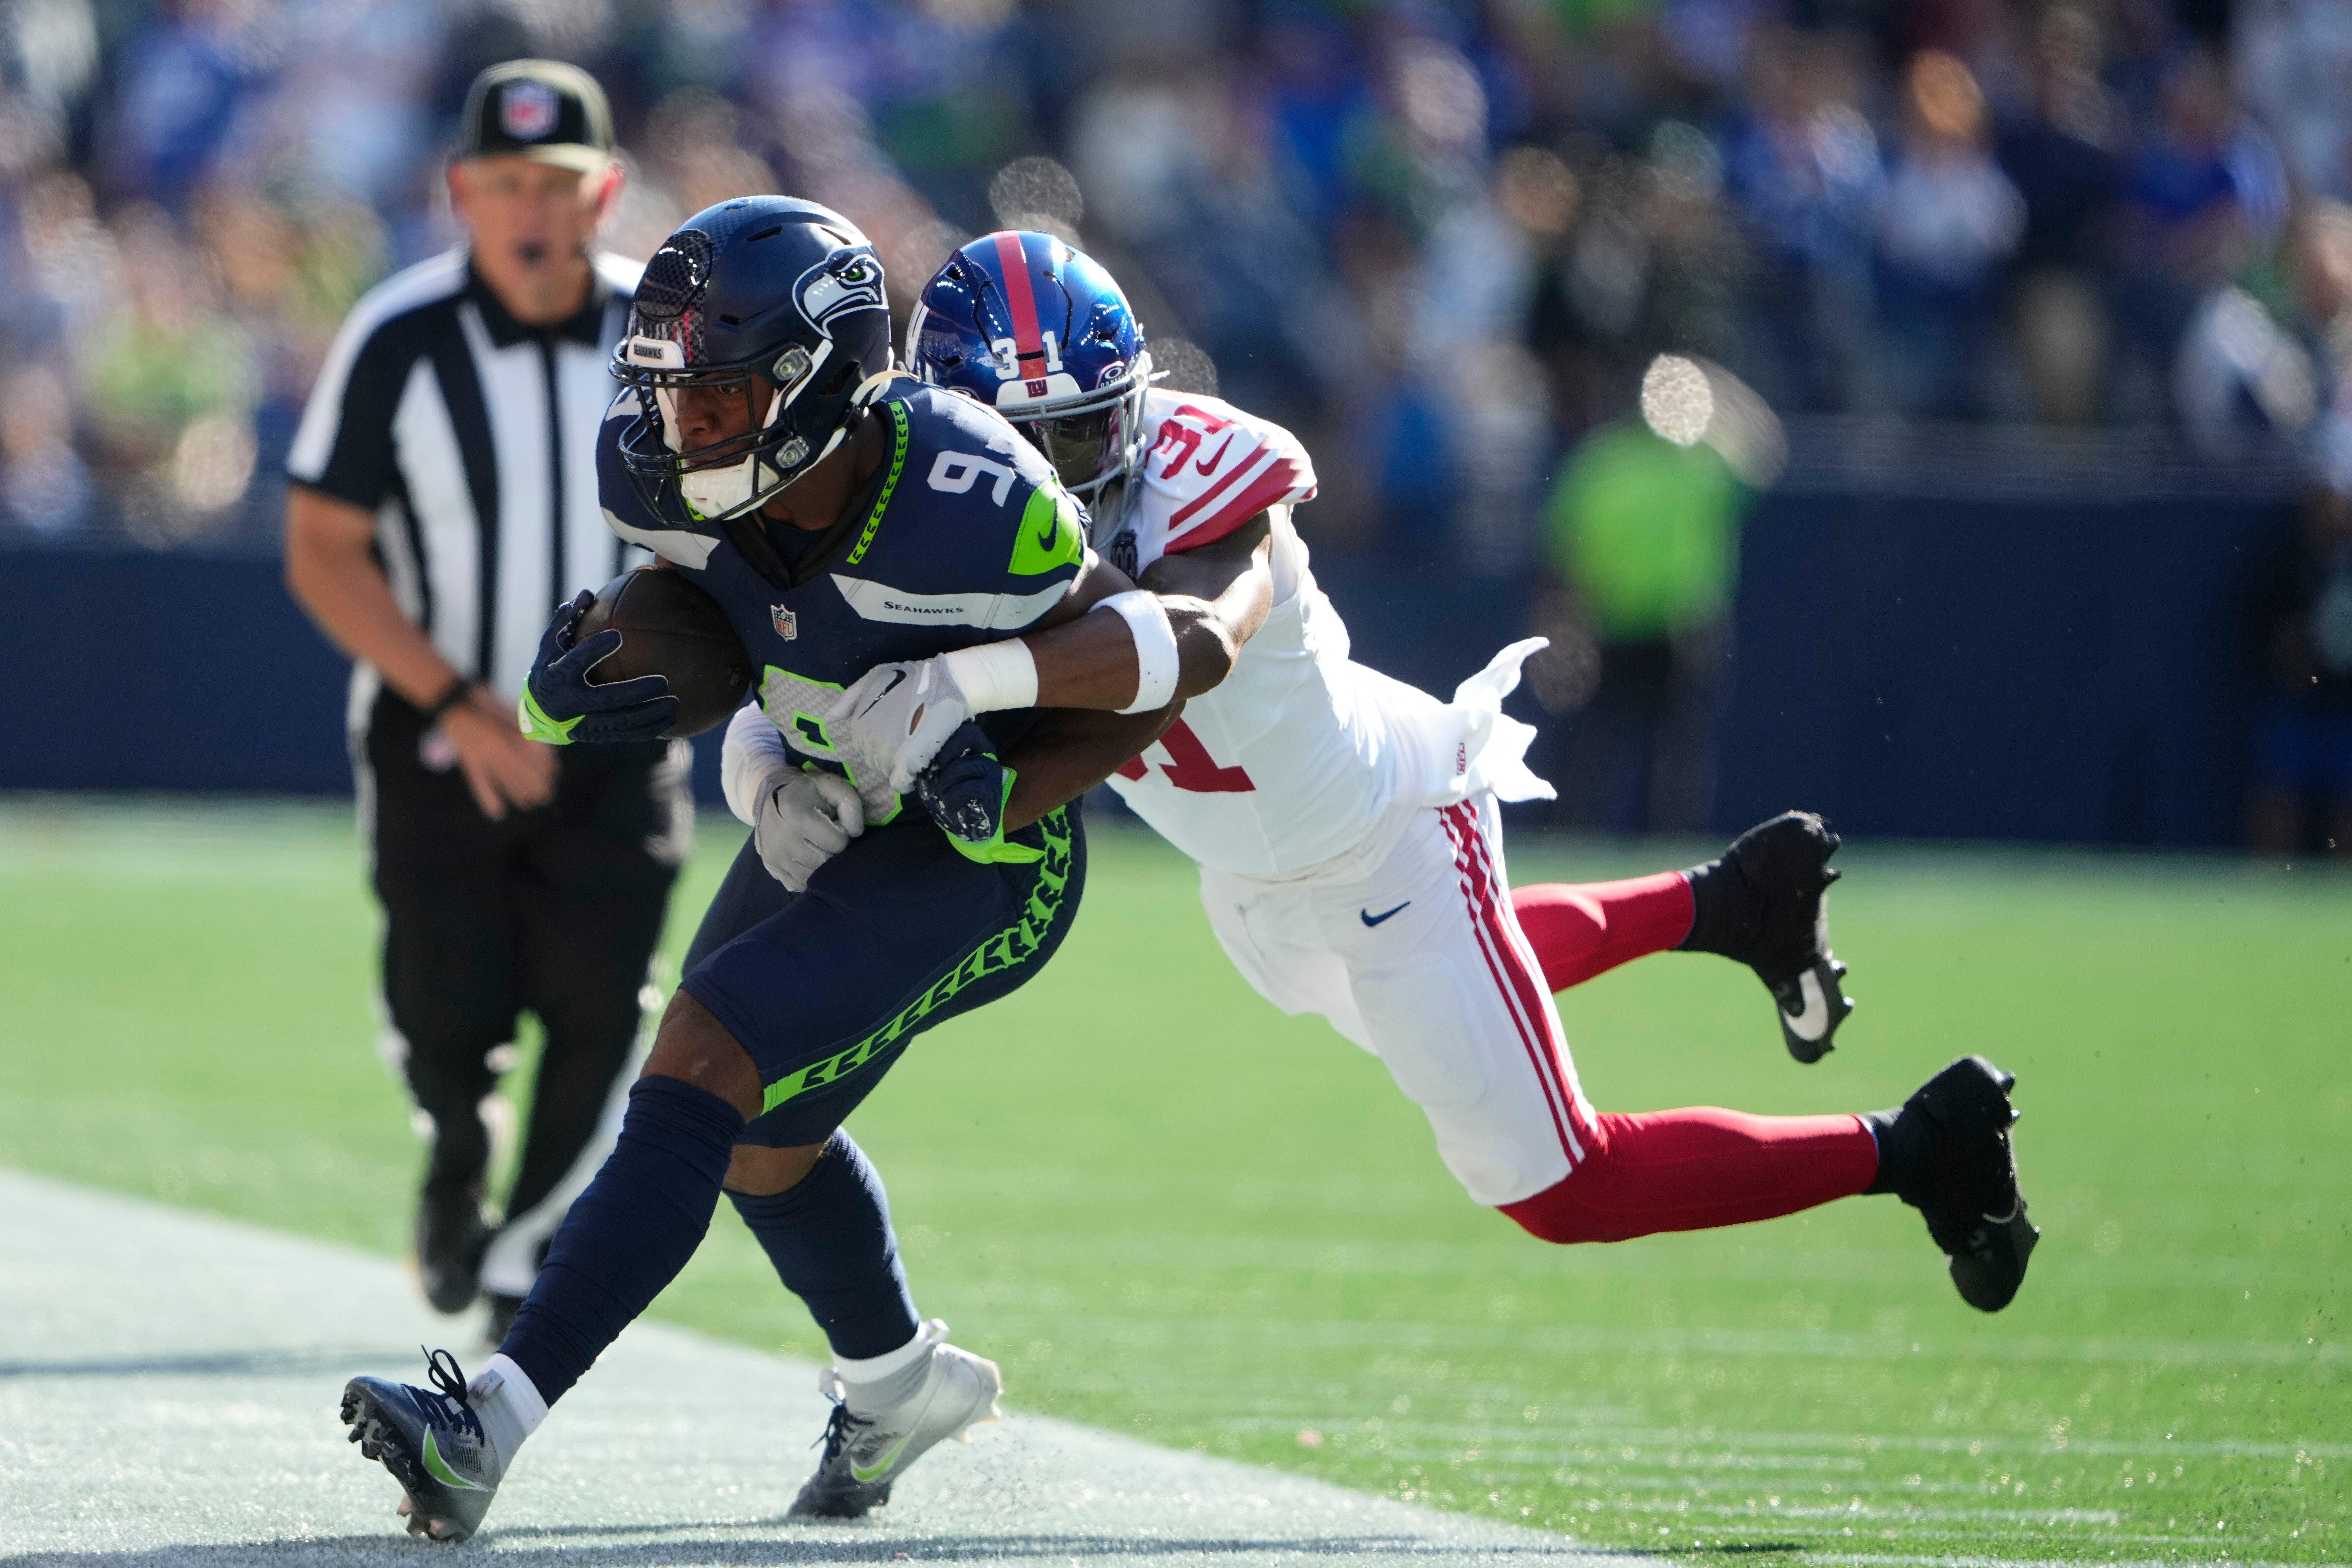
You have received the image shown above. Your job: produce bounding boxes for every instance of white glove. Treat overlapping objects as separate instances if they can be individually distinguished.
[753,768,865,891]
[830,657,972,795]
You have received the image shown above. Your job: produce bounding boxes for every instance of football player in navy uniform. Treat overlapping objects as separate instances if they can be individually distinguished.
[336,199,1170,1539]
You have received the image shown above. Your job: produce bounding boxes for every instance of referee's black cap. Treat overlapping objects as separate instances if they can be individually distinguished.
[456,60,613,174]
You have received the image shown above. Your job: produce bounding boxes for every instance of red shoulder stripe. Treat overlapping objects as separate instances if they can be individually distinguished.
[1167,442,1268,530]
[1164,455,1314,553]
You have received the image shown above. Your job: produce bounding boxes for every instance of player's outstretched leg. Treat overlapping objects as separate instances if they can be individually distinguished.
[339,1349,541,1542]
[1864,1055,2039,1311]
[339,1016,752,1540]
[1678,810,1853,1062]
[722,1127,996,1518]
[1494,1055,2035,1310]
[789,1319,1003,1518]
[1509,871,1695,991]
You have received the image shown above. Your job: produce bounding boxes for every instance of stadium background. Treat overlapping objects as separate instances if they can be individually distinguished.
[0,0,2345,1564]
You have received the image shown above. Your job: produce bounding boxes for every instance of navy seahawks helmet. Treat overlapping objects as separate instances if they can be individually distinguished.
[906,231,1149,532]
[612,197,892,521]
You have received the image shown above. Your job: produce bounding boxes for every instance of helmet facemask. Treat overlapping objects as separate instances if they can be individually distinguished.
[1019,348,1150,544]
[905,232,1152,547]
[618,335,862,522]
[611,214,891,525]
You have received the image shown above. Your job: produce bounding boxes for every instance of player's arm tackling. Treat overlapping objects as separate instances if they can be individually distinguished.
[832,513,1274,792]
[1018,512,1276,709]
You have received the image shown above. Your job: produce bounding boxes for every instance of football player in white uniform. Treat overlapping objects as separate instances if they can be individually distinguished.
[782,232,2037,1313]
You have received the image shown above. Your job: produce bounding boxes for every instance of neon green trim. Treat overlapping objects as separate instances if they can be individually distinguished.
[851,1432,913,1483]
[758,665,903,825]
[420,1429,490,1492]
[518,686,580,745]
[939,765,1042,866]
[1009,482,1084,576]
[759,806,1074,1116]
[844,401,910,567]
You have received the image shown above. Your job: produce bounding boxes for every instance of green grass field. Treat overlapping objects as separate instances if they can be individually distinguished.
[1,793,2344,1565]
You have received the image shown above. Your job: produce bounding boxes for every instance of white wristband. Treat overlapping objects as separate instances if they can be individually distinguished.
[939,639,1039,713]
[1090,590,1181,714]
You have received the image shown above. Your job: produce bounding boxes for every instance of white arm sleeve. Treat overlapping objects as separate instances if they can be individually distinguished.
[720,702,792,826]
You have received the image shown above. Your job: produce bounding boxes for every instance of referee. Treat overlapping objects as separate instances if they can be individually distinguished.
[285,61,686,1339]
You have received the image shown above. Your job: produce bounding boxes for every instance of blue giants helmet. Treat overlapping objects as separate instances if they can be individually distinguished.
[906,231,1150,529]
[611,196,893,522]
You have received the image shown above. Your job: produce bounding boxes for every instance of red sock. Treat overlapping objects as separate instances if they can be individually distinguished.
[1498,1107,1878,1244]
[1509,873,1694,992]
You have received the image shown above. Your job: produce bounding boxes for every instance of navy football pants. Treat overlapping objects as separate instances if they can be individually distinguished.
[680,801,1086,1148]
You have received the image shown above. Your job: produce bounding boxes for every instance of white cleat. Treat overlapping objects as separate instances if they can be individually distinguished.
[787,1318,1001,1519]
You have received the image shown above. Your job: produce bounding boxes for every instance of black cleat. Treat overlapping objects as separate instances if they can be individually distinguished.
[1681,810,1854,1062]
[416,1186,492,1314]
[1868,1055,2039,1311]
[340,1348,506,1542]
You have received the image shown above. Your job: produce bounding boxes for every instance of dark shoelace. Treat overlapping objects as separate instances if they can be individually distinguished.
[813,1399,873,1466]
[414,1346,485,1441]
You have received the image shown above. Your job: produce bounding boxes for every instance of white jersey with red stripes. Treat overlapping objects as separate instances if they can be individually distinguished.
[1103,388,1547,878]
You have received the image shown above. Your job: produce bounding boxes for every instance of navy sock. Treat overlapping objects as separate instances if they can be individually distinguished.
[500,1075,744,1405]
[726,1131,920,1360]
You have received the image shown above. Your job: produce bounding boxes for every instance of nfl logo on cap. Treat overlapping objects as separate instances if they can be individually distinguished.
[501,80,559,141]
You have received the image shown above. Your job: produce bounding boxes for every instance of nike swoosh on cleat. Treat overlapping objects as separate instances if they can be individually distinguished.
[419,1429,489,1492]
[850,1433,913,1484]
[1782,968,1832,1041]
[1360,902,1410,928]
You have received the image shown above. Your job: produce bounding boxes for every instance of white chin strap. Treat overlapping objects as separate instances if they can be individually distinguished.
[668,382,787,517]
[672,363,905,518]
[680,456,761,516]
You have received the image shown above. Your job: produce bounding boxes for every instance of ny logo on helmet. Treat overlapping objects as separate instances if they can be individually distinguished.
[797,251,884,335]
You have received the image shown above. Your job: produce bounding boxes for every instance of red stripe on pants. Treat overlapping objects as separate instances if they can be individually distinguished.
[1498,1108,1878,1244]
[1438,805,1583,1163]
[1509,873,1693,992]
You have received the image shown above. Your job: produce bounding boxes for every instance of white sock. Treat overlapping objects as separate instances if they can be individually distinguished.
[830,1320,937,1414]
[467,1353,548,1470]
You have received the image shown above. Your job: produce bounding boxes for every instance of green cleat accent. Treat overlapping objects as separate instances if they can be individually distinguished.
[788,1319,1001,1519]
[340,1348,507,1541]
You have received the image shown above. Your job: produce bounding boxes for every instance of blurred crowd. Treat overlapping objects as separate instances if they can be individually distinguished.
[1,0,2349,569]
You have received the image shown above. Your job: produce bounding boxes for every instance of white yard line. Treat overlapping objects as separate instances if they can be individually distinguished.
[0,1168,1624,1567]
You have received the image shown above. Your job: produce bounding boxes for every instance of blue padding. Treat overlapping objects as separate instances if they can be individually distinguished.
[0,547,728,801]
[0,487,2284,846]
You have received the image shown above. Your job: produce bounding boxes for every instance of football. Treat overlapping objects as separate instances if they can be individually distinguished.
[575,567,752,739]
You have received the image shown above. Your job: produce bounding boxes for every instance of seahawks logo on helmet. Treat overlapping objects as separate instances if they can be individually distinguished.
[797,250,884,336]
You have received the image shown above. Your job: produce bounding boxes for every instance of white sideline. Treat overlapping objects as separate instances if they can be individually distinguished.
[0,1167,1620,1566]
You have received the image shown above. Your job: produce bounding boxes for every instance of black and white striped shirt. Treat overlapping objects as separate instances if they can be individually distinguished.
[287,249,645,725]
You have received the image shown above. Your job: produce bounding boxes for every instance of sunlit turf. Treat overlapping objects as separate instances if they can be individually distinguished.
[0,793,2344,1565]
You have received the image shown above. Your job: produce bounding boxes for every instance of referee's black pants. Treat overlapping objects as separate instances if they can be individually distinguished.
[362,691,686,1281]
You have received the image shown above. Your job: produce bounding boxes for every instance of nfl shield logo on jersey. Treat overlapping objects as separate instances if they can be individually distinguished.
[501,80,558,141]
[771,603,798,641]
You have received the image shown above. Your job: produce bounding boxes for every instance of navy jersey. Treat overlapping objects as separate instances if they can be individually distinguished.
[598,378,1086,820]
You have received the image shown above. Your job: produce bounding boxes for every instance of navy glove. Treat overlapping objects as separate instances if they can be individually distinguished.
[519,589,678,744]
[915,721,1039,864]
